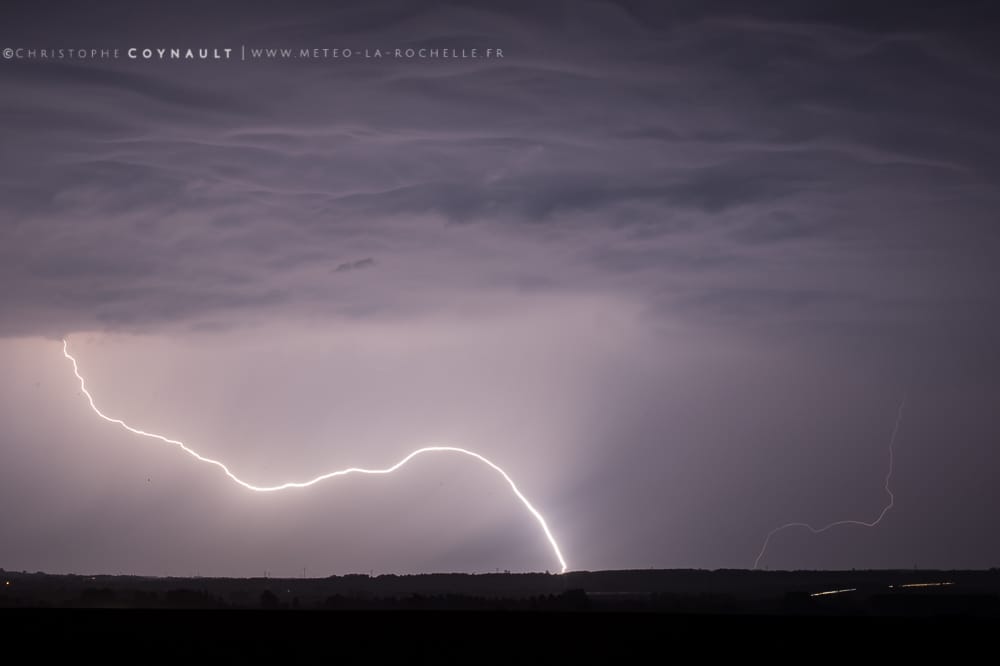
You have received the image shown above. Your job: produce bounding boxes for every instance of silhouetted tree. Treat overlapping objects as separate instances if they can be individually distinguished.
[260,589,279,609]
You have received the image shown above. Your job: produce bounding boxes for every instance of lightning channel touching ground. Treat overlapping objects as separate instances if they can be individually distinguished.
[753,397,907,570]
[61,339,568,574]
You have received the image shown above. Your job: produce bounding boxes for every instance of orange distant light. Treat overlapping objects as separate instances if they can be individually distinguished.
[892,582,955,589]
[810,588,856,597]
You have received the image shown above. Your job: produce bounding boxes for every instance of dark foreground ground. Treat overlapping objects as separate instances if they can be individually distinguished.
[3,568,997,660]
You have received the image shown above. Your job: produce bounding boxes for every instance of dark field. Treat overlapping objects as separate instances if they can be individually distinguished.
[4,567,998,613]
[3,568,995,660]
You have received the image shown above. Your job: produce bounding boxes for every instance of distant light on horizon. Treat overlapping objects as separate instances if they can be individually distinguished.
[892,582,955,589]
[810,588,856,597]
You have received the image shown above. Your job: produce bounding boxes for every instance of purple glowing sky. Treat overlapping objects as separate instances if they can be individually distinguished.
[1,1,998,576]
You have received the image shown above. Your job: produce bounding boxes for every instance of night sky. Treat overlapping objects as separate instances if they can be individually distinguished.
[1,1,998,576]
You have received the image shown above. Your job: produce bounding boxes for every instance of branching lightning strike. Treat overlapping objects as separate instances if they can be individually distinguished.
[753,397,907,570]
[61,339,568,573]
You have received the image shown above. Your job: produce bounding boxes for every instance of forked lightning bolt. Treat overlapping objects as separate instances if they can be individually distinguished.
[61,339,568,573]
[753,397,906,570]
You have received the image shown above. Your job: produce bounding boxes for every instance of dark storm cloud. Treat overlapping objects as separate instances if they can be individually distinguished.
[2,61,247,115]
[0,0,997,343]
[334,257,376,273]
[676,286,862,320]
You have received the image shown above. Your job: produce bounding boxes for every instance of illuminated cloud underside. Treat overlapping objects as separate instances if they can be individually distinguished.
[62,339,568,574]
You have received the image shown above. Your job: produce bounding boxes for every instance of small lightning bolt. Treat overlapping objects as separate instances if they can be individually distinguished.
[753,397,906,570]
[61,339,568,574]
